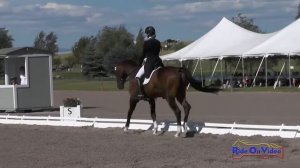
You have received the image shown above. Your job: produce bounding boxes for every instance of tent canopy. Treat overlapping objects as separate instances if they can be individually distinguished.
[161,17,274,61]
[244,19,300,56]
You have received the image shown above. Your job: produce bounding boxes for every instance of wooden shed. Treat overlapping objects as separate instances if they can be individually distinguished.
[0,47,53,111]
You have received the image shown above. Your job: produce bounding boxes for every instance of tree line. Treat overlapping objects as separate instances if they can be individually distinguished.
[72,26,144,78]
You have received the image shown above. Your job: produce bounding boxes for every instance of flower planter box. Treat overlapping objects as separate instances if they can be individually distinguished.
[60,105,82,119]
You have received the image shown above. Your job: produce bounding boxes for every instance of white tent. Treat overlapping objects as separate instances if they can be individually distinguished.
[160,34,204,61]
[160,17,274,61]
[243,18,300,88]
[182,17,274,60]
[244,18,300,56]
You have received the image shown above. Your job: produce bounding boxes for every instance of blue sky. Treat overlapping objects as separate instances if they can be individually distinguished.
[1,0,299,50]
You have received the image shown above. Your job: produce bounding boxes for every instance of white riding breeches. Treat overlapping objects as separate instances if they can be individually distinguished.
[136,65,145,78]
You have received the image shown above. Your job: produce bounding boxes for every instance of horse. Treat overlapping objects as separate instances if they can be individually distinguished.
[114,60,220,137]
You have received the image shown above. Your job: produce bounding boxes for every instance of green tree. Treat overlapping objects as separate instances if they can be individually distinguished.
[0,28,13,49]
[231,13,263,33]
[0,28,13,76]
[52,56,62,70]
[34,31,46,50]
[72,36,92,64]
[135,28,144,60]
[33,31,58,54]
[45,32,58,54]
[95,25,137,72]
[82,38,106,78]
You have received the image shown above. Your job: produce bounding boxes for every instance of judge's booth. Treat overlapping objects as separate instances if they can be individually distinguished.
[0,47,53,112]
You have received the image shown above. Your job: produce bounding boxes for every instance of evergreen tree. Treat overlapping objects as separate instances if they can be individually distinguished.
[82,38,106,78]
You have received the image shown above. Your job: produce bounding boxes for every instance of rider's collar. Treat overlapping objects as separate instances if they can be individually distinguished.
[145,35,156,41]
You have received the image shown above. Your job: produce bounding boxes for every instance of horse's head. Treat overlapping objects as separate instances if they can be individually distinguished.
[114,60,139,90]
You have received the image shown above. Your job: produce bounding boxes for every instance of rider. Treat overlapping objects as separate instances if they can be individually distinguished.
[135,26,163,99]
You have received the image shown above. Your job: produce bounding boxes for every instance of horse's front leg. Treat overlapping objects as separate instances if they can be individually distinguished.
[124,97,139,132]
[149,98,158,135]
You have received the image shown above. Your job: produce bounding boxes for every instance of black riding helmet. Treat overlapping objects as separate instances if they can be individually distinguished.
[145,26,156,37]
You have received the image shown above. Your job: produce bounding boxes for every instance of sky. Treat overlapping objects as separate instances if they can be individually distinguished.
[1,0,299,50]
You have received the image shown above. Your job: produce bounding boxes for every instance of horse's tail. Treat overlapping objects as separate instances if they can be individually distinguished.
[179,67,220,93]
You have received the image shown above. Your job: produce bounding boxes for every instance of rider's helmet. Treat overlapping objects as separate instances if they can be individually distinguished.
[145,26,156,37]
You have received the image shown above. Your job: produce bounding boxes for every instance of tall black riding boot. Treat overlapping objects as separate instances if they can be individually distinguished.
[136,77,145,99]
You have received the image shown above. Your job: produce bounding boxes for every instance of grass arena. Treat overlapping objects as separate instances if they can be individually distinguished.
[0,91,299,168]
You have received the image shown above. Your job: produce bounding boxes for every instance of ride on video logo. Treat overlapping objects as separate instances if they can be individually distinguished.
[232,139,284,159]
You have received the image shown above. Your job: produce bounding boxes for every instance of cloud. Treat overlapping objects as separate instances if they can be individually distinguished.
[139,0,299,21]
[39,2,91,17]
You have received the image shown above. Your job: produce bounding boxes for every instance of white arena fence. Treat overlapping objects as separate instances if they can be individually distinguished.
[0,115,299,138]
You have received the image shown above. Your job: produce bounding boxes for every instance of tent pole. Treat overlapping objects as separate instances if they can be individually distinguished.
[252,56,265,87]
[209,58,220,83]
[242,56,245,87]
[274,62,285,89]
[199,59,204,87]
[265,56,268,88]
[187,59,200,90]
[220,57,223,86]
[230,56,241,89]
[288,53,291,87]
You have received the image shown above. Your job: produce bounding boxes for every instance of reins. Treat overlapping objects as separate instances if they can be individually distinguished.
[125,66,140,81]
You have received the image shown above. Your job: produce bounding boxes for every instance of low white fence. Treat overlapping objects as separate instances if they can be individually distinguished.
[0,115,299,138]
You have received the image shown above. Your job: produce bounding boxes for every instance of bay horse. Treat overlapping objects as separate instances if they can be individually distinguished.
[114,60,219,137]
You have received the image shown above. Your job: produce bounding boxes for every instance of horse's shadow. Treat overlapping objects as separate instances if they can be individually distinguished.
[151,120,205,138]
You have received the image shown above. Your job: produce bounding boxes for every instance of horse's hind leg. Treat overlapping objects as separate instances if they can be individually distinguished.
[167,96,181,137]
[148,98,158,134]
[124,97,139,132]
[177,95,191,134]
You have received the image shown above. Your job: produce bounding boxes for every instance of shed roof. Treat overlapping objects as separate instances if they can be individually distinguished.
[0,47,52,57]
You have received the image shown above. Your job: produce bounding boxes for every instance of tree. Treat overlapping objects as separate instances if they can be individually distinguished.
[72,36,93,64]
[45,32,58,54]
[295,3,300,20]
[0,28,13,76]
[82,38,106,78]
[33,31,58,54]
[135,28,144,59]
[0,28,13,49]
[95,25,137,72]
[231,13,263,33]
[34,31,46,50]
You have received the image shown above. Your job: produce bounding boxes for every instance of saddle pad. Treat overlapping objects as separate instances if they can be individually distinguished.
[143,67,162,85]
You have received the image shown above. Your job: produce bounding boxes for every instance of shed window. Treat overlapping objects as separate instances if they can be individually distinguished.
[3,57,28,86]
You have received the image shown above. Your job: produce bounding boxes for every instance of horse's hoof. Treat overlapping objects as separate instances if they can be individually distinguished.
[153,130,158,135]
[123,127,129,132]
[174,133,180,138]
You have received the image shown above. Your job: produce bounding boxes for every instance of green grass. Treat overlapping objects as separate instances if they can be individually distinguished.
[53,79,129,91]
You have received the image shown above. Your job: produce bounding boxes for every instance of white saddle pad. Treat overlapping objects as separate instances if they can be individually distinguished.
[143,67,162,85]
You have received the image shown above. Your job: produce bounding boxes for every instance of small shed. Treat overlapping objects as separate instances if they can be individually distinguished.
[0,47,53,111]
